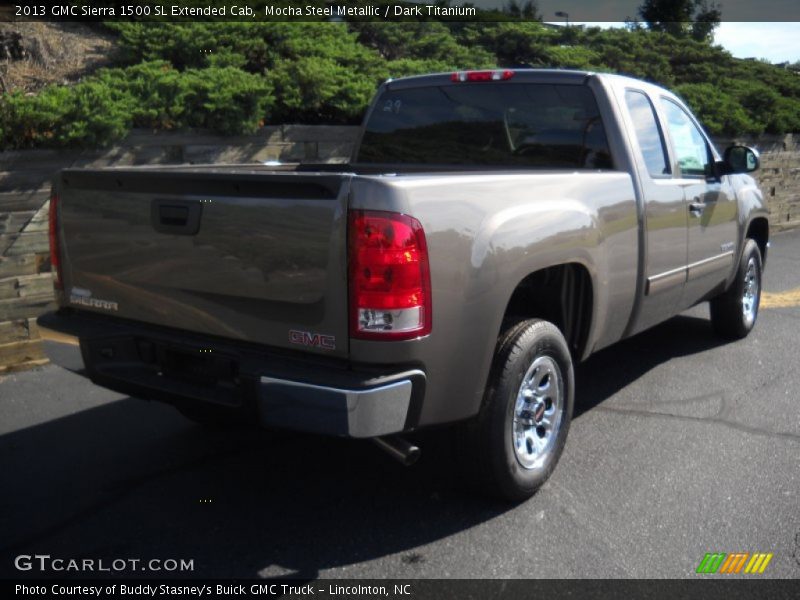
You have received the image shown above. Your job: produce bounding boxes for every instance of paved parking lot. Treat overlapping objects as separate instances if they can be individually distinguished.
[1,230,799,579]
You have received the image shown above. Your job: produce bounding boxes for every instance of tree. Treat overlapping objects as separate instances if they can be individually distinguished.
[638,0,720,41]
[690,1,722,42]
[503,1,541,20]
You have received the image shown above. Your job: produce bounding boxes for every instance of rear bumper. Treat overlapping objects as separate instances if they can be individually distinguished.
[37,310,425,438]
[39,322,85,374]
[259,375,416,438]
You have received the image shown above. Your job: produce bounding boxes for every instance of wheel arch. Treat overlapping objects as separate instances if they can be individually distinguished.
[745,216,769,267]
[498,262,595,361]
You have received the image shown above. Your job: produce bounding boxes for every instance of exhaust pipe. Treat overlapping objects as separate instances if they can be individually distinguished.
[372,435,421,466]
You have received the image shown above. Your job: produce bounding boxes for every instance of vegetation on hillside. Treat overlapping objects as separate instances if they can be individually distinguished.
[1,13,798,150]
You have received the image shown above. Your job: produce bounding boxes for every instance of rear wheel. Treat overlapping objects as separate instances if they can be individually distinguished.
[464,319,574,501]
[710,239,762,340]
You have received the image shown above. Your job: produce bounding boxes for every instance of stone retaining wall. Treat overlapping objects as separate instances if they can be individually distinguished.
[718,133,800,232]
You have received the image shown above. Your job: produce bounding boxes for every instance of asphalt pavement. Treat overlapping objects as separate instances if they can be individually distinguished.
[1,229,799,580]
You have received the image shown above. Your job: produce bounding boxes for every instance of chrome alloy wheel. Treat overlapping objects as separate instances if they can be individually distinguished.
[742,257,759,327]
[512,355,564,470]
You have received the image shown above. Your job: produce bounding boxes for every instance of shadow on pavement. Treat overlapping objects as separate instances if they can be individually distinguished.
[0,315,727,579]
[574,313,726,418]
[0,392,504,579]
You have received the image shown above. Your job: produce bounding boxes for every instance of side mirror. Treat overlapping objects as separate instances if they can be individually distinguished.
[722,145,760,174]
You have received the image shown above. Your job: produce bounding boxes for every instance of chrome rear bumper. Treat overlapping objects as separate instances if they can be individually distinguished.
[37,311,424,438]
[258,375,418,438]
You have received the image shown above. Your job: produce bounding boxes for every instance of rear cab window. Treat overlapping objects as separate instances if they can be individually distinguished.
[357,83,613,169]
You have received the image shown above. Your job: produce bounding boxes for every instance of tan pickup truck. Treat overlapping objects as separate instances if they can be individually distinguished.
[40,69,767,500]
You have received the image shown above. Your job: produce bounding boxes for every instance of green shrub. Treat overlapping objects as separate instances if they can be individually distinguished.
[98,61,274,133]
[266,57,376,123]
[4,19,800,149]
[352,22,494,66]
[675,83,762,135]
[0,82,134,149]
[108,22,275,72]
[0,62,273,149]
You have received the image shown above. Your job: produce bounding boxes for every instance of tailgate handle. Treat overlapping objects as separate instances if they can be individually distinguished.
[151,200,202,235]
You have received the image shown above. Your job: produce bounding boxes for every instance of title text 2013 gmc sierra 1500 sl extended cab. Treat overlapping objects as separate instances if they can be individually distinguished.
[39,69,767,500]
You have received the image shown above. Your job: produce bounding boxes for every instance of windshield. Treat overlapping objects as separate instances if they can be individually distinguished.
[357,83,613,169]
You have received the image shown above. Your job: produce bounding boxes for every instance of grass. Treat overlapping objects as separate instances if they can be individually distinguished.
[0,22,115,94]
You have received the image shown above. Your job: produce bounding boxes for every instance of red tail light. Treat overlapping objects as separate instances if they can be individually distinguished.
[48,190,63,291]
[348,210,432,340]
[451,70,514,82]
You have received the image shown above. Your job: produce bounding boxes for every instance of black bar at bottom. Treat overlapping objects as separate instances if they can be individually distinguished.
[4,579,797,600]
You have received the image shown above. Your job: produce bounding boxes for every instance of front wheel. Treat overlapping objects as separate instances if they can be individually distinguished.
[464,319,574,501]
[710,239,762,340]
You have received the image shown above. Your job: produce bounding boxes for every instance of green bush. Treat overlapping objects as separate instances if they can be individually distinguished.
[675,83,762,135]
[0,82,134,149]
[3,19,799,149]
[108,22,263,70]
[266,57,377,123]
[456,22,558,67]
[99,61,274,133]
[0,62,273,149]
[352,22,495,66]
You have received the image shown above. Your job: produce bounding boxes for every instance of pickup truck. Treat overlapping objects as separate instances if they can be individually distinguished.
[39,69,768,501]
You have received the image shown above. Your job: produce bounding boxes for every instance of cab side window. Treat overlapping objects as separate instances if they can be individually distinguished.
[624,90,670,178]
[660,99,711,178]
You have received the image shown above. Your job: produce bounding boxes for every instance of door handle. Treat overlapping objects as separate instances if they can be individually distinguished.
[151,199,203,235]
[689,199,706,217]
[158,205,189,227]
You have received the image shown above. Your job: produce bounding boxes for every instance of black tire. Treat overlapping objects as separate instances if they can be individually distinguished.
[464,319,574,502]
[710,239,762,340]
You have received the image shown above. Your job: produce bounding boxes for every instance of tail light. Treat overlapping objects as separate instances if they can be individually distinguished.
[48,190,63,291]
[451,69,514,82]
[348,210,432,340]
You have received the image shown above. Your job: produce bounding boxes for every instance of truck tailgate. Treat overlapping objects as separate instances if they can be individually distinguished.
[57,168,352,358]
